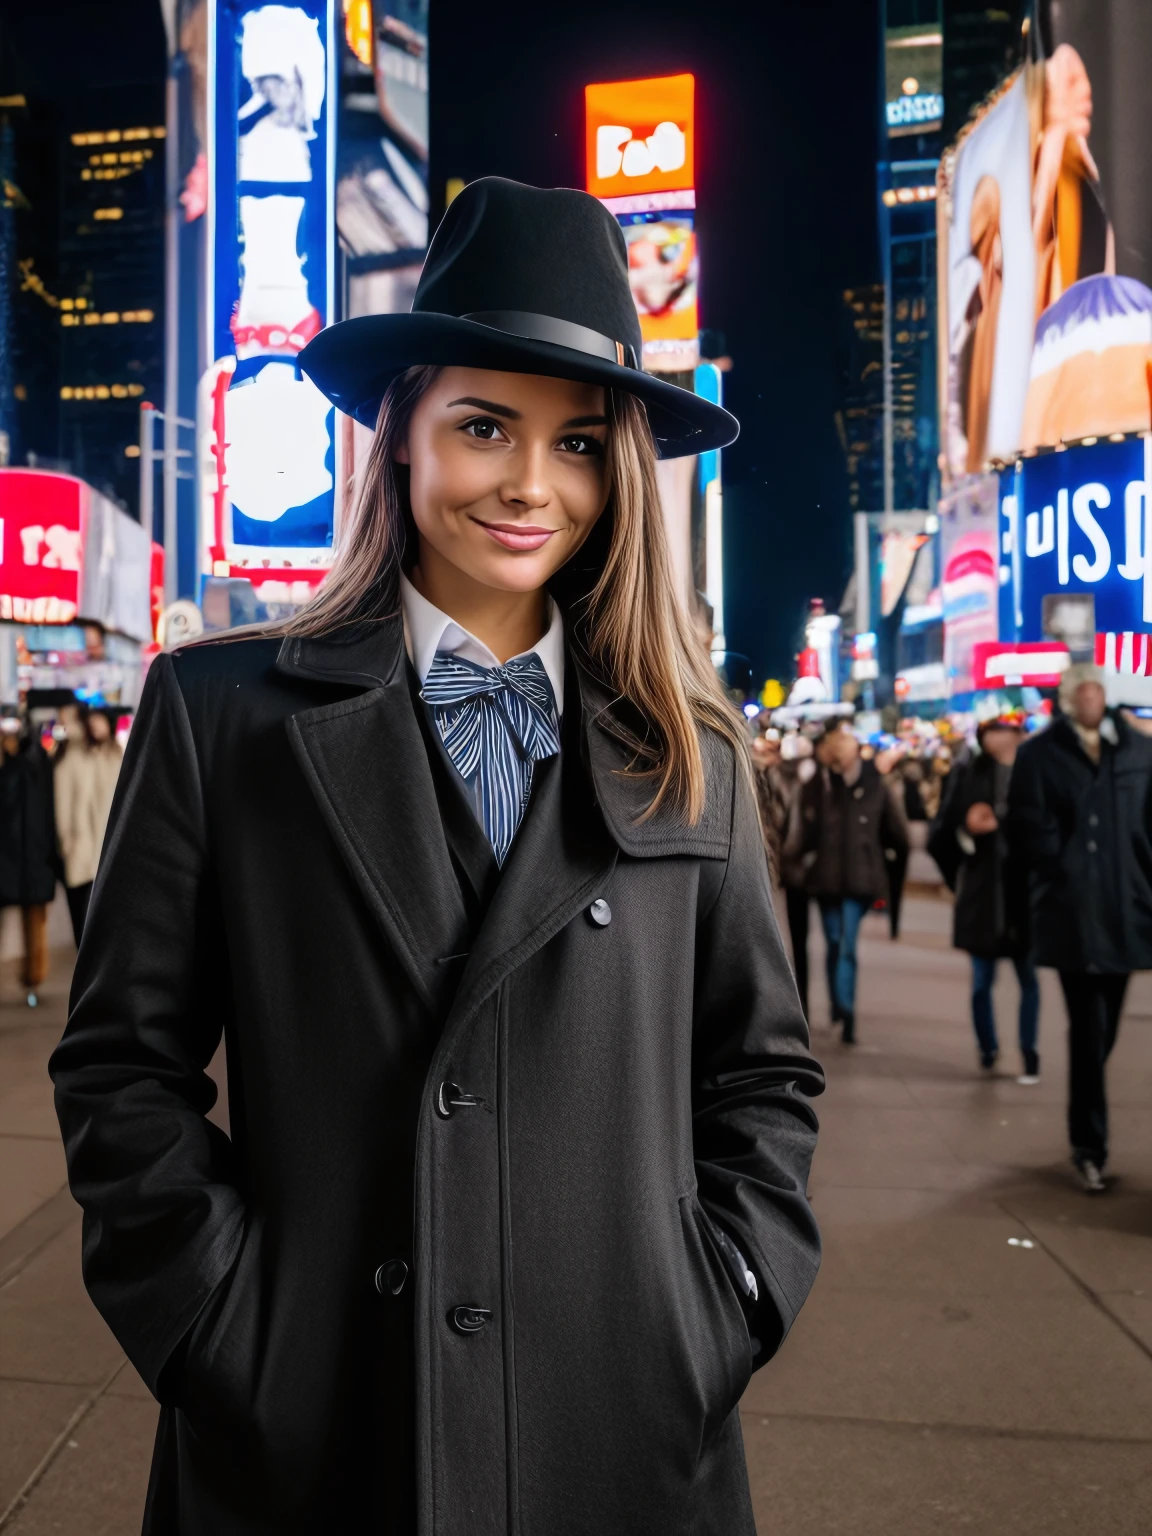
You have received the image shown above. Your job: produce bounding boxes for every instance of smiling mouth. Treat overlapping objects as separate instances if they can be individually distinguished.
[471,518,558,552]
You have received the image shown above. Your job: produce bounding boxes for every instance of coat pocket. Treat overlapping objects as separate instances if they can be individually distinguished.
[676,1192,755,1448]
[171,1211,265,1438]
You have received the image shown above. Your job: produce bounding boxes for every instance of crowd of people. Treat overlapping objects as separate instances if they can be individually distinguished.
[0,701,123,1003]
[752,662,1152,1196]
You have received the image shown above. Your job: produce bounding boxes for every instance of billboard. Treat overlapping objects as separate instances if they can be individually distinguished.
[586,74,697,373]
[584,74,694,201]
[618,211,697,344]
[337,0,430,319]
[0,470,154,641]
[885,15,943,139]
[203,0,338,595]
[940,5,1152,476]
[998,438,1152,650]
[939,475,999,696]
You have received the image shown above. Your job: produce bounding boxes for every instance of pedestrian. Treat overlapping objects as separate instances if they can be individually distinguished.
[878,745,912,939]
[52,704,123,945]
[929,715,1038,1081]
[753,723,813,1017]
[49,180,823,1536]
[798,719,908,1043]
[1007,663,1152,1192]
[0,706,58,1006]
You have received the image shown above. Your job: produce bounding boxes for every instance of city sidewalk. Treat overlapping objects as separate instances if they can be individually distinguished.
[1,898,1150,1533]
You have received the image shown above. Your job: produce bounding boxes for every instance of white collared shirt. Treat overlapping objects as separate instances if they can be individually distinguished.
[399,571,565,714]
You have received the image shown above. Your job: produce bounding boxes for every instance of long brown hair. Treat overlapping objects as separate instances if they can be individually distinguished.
[284,366,748,823]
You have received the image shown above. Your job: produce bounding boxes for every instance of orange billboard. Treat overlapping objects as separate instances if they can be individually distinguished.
[584,74,695,201]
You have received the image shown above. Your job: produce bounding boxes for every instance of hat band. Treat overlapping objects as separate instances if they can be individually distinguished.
[461,310,637,370]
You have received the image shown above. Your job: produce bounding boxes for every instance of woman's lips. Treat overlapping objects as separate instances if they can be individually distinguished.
[472,519,557,552]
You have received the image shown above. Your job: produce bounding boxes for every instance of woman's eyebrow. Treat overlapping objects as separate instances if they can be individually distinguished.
[446,396,521,419]
[562,414,608,428]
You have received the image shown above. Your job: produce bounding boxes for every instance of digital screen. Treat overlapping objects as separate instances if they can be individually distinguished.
[885,20,942,138]
[998,437,1151,644]
[584,74,694,201]
[205,0,337,581]
[618,211,698,343]
[940,6,1152,473]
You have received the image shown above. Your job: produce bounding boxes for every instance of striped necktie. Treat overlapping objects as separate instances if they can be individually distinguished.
[422,650,561,866]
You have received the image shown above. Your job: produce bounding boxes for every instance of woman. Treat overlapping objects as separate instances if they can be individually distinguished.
[53,704,123,944]
[929,716,1037,1081]
[797,719,907,1043]
[0,707,58,1006]
[50,180,822,1536]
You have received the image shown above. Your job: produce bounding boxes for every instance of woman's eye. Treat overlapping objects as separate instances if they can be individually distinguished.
[463,418,501,440]
[559,435,603,456]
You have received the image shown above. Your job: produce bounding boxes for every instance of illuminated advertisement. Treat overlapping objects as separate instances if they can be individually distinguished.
[337,0,429,318]
[939,72,1035,476]
[203,0,338,592]
[619,212,697,343]
[0,470,154,642]
[998,438,1152,654]
[940,4,1152,476]
[584,74,693,201]
[939,476,999,696]
[586,74,697,373]
[885,14,942,138]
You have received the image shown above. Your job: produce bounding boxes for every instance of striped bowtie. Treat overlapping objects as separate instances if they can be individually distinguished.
[422,650,561,865]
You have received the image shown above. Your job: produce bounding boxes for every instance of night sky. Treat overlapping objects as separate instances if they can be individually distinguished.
[432,0,882,682]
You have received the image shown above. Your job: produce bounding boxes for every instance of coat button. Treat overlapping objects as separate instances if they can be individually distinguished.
[1087,840,1097,853]
[450,1305,492,1334]
[1089,814,1099,827]
[588,898,612,927]
[375,1259,409,1296]
[436,1082,481,1118]
[858,815,868,824]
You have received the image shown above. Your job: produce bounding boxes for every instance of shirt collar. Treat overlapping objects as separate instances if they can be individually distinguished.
[400,571,566,711]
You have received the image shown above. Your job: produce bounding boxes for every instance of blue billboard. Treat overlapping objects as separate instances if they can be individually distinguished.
[202,0,338,587]
[998,438,1152,643]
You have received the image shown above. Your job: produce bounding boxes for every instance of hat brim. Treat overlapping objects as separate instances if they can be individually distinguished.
[296,314,738,458]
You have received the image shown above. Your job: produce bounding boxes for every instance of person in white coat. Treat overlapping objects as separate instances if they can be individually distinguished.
[54,706,123,944]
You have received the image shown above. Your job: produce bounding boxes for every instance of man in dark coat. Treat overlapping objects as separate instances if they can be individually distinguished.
[0,709,59,1002]
[48,628,823,1535]
[796,719,908,1044]
[1007,663,1152,1192]
[928,716,1038,1079]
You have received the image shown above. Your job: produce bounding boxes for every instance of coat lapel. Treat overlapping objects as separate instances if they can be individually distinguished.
[446,658,618,1027]
[277,620,471,1018]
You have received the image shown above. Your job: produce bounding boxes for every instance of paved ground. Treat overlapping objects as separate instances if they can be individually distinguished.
[1,897,1150,1533]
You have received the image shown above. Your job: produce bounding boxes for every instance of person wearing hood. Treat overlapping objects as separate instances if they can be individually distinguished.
[1006,663,1152,1193]
[48,179,822,1536]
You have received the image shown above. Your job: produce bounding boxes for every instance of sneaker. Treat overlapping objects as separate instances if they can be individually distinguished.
[1074,1156,1107,1194]
[840,1012,856,1045]
[1016,1050,1040,1086]
[979,1049,999,1072]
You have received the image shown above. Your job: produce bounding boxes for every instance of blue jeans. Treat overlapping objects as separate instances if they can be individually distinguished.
[970,955,1039,1059]
[818,897,868,1019]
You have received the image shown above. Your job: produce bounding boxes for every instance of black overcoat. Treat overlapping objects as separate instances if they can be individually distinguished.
[1005,713,1152,974]
[927,753,1028,959]
[0,739,58,907]
[797,759,907,904]
[49,619,823,1536]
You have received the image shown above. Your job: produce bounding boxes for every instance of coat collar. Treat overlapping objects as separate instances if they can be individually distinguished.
[274,620,734,863]
[276,618,734,1026]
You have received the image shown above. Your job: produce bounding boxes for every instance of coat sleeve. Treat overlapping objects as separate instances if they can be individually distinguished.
[1005,743,1062,877]
[692,762,824,1368]
[49,653,244,1397]
[927,764,966,890]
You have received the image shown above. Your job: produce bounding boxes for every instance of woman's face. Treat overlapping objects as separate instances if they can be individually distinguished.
[87,711,111,744]
[397,367,611,596]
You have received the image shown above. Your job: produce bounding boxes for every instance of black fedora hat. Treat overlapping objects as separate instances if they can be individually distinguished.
[298,177,737,459]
